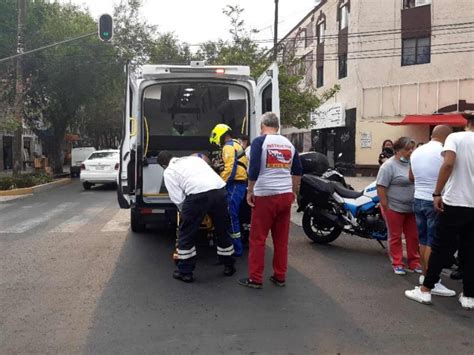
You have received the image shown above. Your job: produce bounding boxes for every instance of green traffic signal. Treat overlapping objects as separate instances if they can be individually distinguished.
[98,14,113,42]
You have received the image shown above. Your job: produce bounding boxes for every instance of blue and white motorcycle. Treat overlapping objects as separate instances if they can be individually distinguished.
[298,175,387,246]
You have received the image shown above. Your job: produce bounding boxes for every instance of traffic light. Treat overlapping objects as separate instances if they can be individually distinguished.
[98,14,113,42]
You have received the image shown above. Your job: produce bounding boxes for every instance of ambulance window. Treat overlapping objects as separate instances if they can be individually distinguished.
[143,83,249,154]
[262,83,272,114]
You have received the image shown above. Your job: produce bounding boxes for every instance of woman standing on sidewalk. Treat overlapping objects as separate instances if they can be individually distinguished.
[376,137,422,275]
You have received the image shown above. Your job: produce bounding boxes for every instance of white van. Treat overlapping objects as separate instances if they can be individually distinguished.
[70,147,96,177]
[117,61,279,232]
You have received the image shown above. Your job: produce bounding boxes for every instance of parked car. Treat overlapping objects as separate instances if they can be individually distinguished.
[80,149,119,190]
[70,147,96,177]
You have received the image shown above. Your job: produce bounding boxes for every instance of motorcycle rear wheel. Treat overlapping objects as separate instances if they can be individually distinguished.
[302,208,342,244]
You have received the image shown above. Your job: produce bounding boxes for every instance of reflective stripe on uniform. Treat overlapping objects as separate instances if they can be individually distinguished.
[217,245,235,256]
[229,232,241,239]
[177,246,197,259]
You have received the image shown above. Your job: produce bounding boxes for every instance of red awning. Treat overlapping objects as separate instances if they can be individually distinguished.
[385,114,467,127]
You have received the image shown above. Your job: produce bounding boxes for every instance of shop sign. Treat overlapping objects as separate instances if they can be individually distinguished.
[310,103,346,129]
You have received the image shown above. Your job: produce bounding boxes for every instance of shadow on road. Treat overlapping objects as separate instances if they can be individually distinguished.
[84,227,377,354]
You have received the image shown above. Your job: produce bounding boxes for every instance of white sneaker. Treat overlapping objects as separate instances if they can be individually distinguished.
[459,293,474,310]
[431,282,456,297]
[405,286,432,305]
[419,275,425,285]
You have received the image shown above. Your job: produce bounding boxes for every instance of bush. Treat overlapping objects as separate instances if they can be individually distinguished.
[0,173,54,191]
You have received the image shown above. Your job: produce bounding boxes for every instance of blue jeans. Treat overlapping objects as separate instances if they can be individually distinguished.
[413,198,438,247]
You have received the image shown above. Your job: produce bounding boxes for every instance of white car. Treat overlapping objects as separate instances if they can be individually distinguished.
[80,149,120,190]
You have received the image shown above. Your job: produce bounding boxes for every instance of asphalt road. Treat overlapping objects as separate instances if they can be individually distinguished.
[1,181,473,354]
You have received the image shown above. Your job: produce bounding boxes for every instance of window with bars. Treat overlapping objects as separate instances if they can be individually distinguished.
[338,54,347,78]
[317,66,324,88]
[297,29,307,49]
[318,22,325,44]
[339,5,349,30]
[402,37,430,65]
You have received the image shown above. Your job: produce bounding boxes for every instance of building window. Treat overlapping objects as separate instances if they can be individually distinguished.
[402,37,430,65]
[403,0,431,8]
[297,29,307,49]
[317,66,324,88]
[338,54,347,78]
[339,5,349,30]
[318,22,325,44]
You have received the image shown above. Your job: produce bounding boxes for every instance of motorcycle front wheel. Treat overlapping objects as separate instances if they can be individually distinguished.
[302,208,342,244]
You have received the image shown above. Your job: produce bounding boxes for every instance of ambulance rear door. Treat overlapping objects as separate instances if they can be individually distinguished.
[255,62,280,130]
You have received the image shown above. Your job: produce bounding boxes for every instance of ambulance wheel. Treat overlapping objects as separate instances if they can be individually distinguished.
[131,207,146,233]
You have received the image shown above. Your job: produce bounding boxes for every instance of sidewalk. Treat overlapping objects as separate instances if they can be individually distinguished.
[345,176,376,191]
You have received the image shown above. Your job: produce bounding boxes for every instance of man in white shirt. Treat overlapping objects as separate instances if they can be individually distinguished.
[405,113,474,310]
[409,125,454,296]
[238,112,303,289]
[158,151,235,283]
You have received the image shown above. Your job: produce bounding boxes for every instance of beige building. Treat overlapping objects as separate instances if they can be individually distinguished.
[279,0,474,175]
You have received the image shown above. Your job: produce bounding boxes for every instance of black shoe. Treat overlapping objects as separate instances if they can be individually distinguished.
[173,270,194,283]
[238,278,262,289]
[450,269,463,280]
[269,275,286,287]
[223,264,236,276]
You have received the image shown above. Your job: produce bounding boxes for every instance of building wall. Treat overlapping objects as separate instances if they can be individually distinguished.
[280,0,474,172]
[353,0,474,165]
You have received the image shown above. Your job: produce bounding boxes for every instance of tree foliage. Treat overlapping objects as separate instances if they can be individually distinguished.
[0,1,337,174]
[195,4,339,129]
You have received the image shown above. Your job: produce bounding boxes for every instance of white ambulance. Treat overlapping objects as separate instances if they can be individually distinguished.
[117,61,279,232]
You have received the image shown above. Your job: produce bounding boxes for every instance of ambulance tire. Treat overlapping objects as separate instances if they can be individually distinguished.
[131,207,146,233]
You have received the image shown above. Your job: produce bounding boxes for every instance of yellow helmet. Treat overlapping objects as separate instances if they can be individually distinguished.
[209,124,232,146]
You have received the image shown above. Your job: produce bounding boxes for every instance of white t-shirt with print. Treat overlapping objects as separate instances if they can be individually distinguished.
[442,131,474,208]
[410,140,443,201]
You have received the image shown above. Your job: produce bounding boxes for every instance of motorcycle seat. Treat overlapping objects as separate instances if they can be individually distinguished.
[332,183,364,199]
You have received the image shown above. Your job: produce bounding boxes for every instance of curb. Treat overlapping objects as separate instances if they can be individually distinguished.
[0,178,72,197]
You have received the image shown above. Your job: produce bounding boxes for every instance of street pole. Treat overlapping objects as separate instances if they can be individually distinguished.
[13,0,27,176]
[273,0,279,62]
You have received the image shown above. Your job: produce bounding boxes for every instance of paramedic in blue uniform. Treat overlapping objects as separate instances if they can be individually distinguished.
[210,124,249,256]
[158,151,236,283]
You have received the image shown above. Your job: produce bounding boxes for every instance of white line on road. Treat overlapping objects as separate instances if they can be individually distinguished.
[2,202,78,234]
[100,209,130,232]
[50,207,106,233]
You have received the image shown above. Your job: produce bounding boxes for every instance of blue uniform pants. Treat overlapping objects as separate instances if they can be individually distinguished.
[226,182,247,238]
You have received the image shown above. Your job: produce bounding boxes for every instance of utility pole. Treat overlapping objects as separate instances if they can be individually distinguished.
[273,0,279,61]
[13,0,27,176]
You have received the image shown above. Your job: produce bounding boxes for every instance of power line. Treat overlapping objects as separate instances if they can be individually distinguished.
[287,40,474,58]
[259,23,474,45]
[185,21,474,47]
[258,27,474,59]
[285,47,474,62]
[0,32,96,63]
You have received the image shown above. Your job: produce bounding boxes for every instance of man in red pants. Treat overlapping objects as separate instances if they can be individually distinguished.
[238,112,302,289]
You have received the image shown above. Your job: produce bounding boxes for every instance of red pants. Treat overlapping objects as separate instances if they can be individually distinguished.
[382,207,421,269]
[248,193,294,283]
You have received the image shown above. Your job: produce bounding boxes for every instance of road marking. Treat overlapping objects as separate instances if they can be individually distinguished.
[100,209,130,232]
[50,207,105,233]
[2,202,78,234]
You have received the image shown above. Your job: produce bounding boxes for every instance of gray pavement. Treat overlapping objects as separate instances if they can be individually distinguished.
[0,181,472,354]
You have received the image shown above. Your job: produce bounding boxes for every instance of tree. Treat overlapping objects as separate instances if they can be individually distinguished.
[22,2,122,173]
[196,4,339,129]
[149,32,193,64]
[112,0,157,67]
